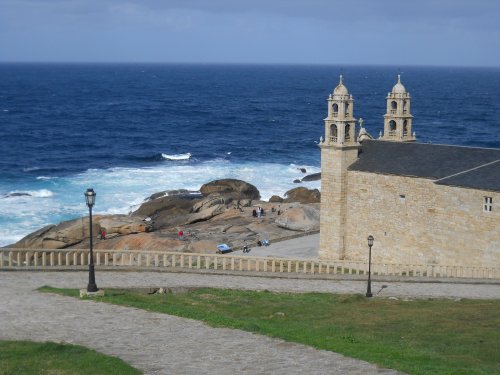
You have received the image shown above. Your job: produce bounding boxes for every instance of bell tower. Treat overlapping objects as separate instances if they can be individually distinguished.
[319,76,360,260]
[381,75,416,142]
[324,75,357,146]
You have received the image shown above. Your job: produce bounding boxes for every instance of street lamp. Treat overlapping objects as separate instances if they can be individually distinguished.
[366,235,374,298]
[84,188,98,292]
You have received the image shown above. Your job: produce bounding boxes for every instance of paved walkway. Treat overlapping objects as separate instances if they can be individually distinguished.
[241,233,321,259]
[2,272,499,375]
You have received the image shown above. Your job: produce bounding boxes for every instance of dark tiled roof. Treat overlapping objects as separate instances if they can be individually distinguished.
[435,160,500,192]
[348,140,500,192]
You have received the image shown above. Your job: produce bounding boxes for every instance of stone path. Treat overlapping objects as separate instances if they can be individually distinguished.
[2,272,499,375]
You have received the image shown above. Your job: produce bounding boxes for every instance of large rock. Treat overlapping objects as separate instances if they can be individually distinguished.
[269,195,284,203]
[275,205,320,232]
[302,173,321,182]
[97,215,151,235]
[146,189,196,201]
[133,180,258,231]
[10,179,321,253]
[200,179,260,200]
[192,195,229,213]
[283,187,321,203]
[94,232,184,252]
[9,215,151,249]
[134,195,197,218]
[133,195,199,230]
[185,203,225,224]
[10,218,100,249]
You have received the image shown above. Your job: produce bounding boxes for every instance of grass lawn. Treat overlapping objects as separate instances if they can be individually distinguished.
[40,286,500,375]
[0,340,141,375]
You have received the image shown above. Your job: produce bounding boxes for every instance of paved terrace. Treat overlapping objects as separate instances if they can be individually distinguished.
[2,271,500,375]
[2,234,499,374]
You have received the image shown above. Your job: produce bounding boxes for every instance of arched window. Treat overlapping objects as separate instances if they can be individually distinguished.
[345,124,350,141]
[344,103,349,115]
[390,101,397,114]
[403,120,408,136]
[332,103,338,117]
[403,100,407,114]
[389,120,396,136]
[330,124,338,142]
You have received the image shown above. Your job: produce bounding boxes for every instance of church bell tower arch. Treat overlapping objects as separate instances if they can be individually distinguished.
[382,75,416,142]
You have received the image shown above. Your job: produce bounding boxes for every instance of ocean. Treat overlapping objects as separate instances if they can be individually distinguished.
[1,63,499,246]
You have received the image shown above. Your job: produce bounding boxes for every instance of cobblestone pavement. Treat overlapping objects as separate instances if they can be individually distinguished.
[2,272,499,375]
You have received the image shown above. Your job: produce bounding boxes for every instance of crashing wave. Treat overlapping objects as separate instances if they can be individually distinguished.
[25,189,54,198]
[3,189,54,198]
[161,152,192,161]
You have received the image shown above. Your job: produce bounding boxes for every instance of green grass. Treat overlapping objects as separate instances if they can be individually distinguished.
[39,286,500,375]
[0,340,141,375]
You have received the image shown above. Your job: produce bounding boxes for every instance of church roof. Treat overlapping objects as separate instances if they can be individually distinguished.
[349,140,500,192]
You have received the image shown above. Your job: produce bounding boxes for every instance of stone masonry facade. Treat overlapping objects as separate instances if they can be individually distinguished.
[341,172,500,267]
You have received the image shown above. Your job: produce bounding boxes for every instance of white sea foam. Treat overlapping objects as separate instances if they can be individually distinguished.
[0,160,320,246]
[22,167,41,172]
[161,152,192,160]
[26,189,54,198]
[4,189,54,198]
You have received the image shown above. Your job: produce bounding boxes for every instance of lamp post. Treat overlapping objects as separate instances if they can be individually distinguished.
[84,188,98,292]
[366,235,374,298]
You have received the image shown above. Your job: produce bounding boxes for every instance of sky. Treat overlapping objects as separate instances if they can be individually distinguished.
[1,0,499,67]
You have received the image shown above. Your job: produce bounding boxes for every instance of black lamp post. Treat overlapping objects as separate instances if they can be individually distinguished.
[366,235,374,298]
[84,188,98,292]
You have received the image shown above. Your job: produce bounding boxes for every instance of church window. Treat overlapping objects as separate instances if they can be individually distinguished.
[390,101,397,114]
[403,100,407,114]
[330,124,338,142]
[484,196,493,212]
[332,103,338,117]
[344,124,350,141]
[344,103,349,116]
[389,120,396,136]
[403,120,408,136]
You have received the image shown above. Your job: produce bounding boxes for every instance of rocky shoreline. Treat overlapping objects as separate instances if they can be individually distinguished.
[8,179,321,254]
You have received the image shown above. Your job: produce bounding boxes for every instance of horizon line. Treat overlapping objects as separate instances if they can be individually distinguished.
[0,61,499,69]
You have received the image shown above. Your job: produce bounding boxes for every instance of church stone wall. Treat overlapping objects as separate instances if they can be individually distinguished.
[319,146,359,260]
[339,171,500,268]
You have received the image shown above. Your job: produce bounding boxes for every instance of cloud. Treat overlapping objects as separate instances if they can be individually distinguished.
[0,0,499,65]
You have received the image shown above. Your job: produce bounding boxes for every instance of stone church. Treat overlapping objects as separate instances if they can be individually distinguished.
[319,75,500,268]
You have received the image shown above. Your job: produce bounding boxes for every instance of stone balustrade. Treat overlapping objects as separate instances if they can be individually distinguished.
[0,248,498,280]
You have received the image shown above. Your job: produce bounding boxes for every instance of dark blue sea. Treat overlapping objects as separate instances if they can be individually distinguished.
[1,63,499,245]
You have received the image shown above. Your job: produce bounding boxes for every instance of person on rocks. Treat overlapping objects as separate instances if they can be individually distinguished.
[100,228,106,240]
[178,230,184,241]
